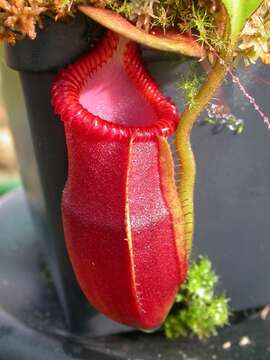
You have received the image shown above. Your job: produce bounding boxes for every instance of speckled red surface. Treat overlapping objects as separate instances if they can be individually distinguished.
[52,31,187,330]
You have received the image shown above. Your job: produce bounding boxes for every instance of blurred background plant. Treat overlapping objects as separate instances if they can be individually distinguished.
[0,72,20,196]
[177,60,246,135]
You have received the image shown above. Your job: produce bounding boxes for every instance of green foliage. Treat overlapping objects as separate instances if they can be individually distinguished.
[1,0,266,65]
[164,256,230,340]
[221,0,264,41]
[177,62,206,109]
[108,0,135,18]
[108,0,225,50]
[177,2,225,50]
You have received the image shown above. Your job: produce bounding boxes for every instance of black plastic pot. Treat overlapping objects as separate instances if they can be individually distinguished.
[3,15,129,335]
[2,13,270,338]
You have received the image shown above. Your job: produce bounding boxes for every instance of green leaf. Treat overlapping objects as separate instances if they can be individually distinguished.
[222,0,264,39]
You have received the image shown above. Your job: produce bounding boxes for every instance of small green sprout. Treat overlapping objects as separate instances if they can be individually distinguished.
[177,62,206,109]
[164,256,230,340]
[108,0,135,18]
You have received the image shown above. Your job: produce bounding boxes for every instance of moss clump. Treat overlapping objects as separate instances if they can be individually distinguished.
[0,0,223,49]
[109,0,224,49]
[164,256,230,339]
[2,0,270,69]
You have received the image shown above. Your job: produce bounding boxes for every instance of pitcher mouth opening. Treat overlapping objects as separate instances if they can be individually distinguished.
[52,31,179,141]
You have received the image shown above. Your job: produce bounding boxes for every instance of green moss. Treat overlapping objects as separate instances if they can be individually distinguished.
[108,0,135,17]
[1,0,269,71]
[177,62,206,109]
[107,0,225,50]
[164,256,230,339]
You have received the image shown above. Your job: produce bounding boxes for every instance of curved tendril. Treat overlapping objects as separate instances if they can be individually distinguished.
[175,16,233,257]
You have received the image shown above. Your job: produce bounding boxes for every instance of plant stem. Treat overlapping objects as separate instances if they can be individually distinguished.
[176,60,228,257]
